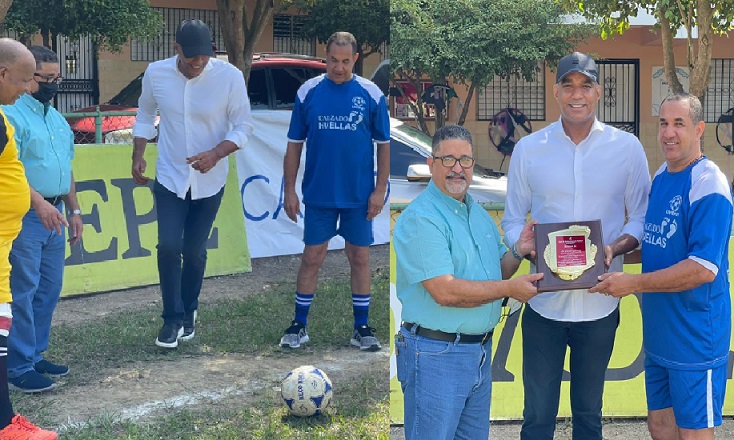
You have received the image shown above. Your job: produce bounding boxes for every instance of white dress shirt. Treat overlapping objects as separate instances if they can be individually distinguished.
[133,56,254,199]
[502,118,651,321]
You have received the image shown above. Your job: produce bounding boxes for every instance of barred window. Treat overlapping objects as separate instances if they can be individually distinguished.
[130,8,224,62]
[477,64,545,121]
[273,14,315,56]
[705,59,734,123]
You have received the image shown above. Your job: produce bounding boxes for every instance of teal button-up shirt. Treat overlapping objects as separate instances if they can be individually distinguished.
[394,180,505,334]
[2,94,75,197]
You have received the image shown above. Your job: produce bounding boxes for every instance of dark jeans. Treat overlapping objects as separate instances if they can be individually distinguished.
[154,180,224,325]
[520,304,619,440]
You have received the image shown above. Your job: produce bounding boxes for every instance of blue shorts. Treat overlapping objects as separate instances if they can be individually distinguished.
[645,356,727,430]
[303,205,373,246]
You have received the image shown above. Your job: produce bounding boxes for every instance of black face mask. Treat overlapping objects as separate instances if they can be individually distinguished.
[32,82,58,104]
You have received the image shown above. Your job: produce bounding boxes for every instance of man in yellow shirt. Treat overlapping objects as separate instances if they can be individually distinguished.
[0,38,57,440]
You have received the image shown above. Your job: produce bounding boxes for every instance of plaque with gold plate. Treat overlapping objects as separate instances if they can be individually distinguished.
[534,220,604,293]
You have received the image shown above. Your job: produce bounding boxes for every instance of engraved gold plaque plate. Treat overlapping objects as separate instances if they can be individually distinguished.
[534,220,604,293]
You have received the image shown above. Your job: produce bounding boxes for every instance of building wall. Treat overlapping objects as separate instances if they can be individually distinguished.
[97,0,384,103]
[416,28,734,182]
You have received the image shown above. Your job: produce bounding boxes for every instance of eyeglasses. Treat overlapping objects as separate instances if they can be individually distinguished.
[33,73,63,84]
[432,155,475,169]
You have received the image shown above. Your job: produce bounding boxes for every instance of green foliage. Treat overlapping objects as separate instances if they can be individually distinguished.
[557,0,734,39]
[391,0,593,130]
[300,0,389,59]
[5,0,162,52]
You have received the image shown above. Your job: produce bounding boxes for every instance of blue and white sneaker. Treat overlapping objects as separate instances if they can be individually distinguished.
[351,324,381,352]
[279,320,309,348]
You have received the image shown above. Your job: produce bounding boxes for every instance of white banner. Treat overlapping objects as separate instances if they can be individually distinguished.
[236,111,390,258]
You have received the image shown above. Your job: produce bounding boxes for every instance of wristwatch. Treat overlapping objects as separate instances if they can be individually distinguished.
[510,243,524,261]
[69,209,81,216]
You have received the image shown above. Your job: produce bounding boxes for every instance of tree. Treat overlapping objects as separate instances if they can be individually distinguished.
[392,0,593,134]
[558,1,734,103]
[217,0,315,83]
[0,0,12,31]
[5,0,162,51]
[300,0,389,75]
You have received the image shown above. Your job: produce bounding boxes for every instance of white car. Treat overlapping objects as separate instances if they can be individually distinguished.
[389,118,507,204]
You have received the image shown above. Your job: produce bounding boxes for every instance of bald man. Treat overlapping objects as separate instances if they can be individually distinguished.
[0,38,57,440]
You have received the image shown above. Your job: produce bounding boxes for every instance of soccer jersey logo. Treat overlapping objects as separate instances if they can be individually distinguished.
[352,96,366,111]
[669,195,682,214]
[349,110,364,126]
[661,217,678,239]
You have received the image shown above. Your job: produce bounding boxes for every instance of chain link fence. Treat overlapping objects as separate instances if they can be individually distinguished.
[63,109,143,144]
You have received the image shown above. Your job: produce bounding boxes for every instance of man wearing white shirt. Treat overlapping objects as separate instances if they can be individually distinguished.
[501,52,651,439]
[131,19,253,349]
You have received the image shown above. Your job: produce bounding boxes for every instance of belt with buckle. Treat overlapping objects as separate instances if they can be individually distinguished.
[43,195,65,206]
[402,322,493,344]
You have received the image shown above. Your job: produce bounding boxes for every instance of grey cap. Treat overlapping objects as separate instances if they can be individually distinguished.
[556,52,598,83]
[175,19,214,58]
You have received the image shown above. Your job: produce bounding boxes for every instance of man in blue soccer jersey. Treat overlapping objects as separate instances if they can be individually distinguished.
[279,31,390,351]
[591,93,733,440]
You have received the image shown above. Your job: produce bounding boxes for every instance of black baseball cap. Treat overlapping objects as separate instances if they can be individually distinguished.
[556,52,598,84]
[176,19,214,58]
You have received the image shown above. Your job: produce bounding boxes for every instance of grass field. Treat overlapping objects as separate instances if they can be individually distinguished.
[11,270,390,439]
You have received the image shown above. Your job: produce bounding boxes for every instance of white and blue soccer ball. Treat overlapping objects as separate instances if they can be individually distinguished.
[281,365,333,417]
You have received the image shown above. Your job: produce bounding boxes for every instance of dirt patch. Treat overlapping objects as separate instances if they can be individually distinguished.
[39,245,389,430]
[53,350,388,429]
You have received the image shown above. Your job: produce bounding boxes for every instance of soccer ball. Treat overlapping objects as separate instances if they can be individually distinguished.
[281,365,333,417]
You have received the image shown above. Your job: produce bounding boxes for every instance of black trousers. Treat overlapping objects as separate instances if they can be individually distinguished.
[520,304,620,440]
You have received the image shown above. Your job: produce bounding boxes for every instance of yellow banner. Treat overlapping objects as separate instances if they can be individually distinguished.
[62,144,250,296]
[390,224,734,423]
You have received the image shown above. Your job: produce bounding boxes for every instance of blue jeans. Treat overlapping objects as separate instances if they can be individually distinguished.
[395,326,493,440]
[520,305,619,440]
[154,181,223,325]
[7,207,65,378]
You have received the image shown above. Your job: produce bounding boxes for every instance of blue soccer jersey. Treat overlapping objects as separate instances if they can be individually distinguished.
[287,74,390,208]
[641,158,733,369]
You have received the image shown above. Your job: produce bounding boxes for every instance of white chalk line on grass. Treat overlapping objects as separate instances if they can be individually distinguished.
[57,381,265,433]
[55,351,389,433]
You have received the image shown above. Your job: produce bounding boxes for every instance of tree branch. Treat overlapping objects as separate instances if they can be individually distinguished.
[457,82,475,126]
[659,2,684,94]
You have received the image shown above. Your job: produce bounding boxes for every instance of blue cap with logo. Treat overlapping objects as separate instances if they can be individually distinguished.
[556,52,598,84]
[175,19,214,58]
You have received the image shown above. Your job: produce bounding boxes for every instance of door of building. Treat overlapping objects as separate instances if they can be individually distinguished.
[54,35,98,113]
[596,59,639,137]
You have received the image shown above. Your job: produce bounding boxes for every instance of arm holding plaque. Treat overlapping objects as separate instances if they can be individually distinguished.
[422,272,544,308]
[422,223,544,307]
[590,259,714,298]
[501,221,537,279]
[603,233,640,268]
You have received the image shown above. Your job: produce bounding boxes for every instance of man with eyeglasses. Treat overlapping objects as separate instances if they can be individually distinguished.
[501,52,651,440]
[1,45,80,394]
[393,124,543,440]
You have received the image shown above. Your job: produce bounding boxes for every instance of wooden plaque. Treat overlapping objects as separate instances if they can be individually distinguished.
[534,220,605,293]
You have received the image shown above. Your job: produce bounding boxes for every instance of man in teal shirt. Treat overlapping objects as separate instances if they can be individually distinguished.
[393,125,542,439]
[2,45,81,393]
